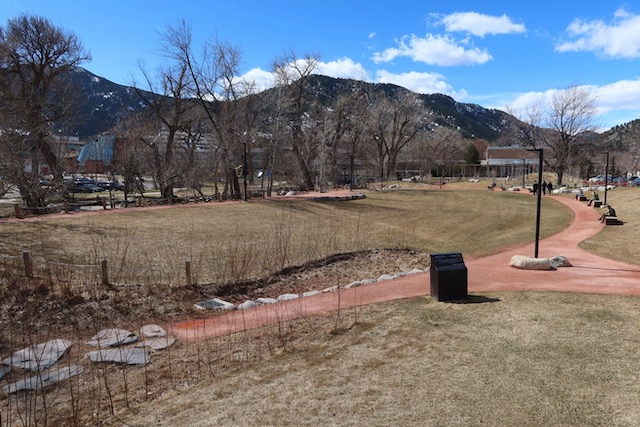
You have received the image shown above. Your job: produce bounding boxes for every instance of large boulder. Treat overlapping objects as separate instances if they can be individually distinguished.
[510,255,552,270]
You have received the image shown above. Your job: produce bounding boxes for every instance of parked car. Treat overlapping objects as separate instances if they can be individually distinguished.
[97,180,124,191]
[69,182,102,193]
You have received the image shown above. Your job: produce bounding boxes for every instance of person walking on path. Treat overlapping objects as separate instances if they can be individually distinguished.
[547,181,553,195]
[542,181,547,195]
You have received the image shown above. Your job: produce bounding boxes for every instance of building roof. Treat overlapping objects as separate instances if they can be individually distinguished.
[77,135,115,164]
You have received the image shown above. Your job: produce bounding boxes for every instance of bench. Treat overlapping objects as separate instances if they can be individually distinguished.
[578,195,588,201]
[593,201,602,208]
[604,216,623,225]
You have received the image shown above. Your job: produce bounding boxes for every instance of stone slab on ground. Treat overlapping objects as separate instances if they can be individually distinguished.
[2,365,82,394]
[140,324,167,338]
[194,298,236,311]
[85,348,150,365]
[87,329,138,347]
[256,297,277,305]
[135,337,176,351]
[302,290,321,297]
[2,339,73,371]
[0,364,9,380]
[237,300,257,310]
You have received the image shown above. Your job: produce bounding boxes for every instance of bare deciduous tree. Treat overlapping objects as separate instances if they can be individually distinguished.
[511,84,598,185]
[545,83,598,185]
[272,50,320,189]
[0,14,90,207]
[132,25,199,200]
[162,21,259,200]
[411,127,465,179]
[367,92,423,187]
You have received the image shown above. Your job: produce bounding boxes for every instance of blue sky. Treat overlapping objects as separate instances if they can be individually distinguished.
[2,0,640,131]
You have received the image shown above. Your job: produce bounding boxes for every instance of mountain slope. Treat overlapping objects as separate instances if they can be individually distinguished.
[69,69,635,149]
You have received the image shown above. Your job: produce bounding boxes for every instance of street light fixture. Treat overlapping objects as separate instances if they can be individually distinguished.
[527,148,543,258]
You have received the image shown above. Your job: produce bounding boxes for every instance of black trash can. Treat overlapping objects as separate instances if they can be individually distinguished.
[430,252,468,301]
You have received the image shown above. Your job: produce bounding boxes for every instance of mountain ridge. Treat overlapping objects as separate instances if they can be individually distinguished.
[71,68,636,148]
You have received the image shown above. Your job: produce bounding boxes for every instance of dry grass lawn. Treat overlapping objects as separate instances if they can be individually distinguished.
[120,292,640,426]
[3,183,640,426]
[579,186,640,265]
[0,187,572,286]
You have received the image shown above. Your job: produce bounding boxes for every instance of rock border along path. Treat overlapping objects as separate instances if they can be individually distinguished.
[169,193,640,342]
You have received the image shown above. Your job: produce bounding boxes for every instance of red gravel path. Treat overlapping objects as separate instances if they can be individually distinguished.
[170,194,640,342]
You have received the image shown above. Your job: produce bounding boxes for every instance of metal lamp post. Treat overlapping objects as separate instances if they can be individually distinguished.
[527,148,544,258]
[243,139,248,202]
[604,151,609,206]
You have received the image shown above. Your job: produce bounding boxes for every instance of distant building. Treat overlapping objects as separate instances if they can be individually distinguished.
[481,145,542,178]
[77,134,115,173]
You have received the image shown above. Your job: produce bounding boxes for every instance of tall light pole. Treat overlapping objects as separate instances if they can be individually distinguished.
[243,139,248,202]
[604,151,609,206]
[527,148,543,258]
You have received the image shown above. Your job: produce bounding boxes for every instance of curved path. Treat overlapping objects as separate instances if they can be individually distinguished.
[170,194,640,342]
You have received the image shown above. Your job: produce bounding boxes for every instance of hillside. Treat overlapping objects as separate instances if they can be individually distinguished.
[68,68,640,154]
[69,68,150,139]
[68,69,522,142]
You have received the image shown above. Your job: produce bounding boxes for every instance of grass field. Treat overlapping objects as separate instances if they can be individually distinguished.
[120,292,640,426]
[578,186,640,265]
[3,181,640,426]
[0,185,572,287]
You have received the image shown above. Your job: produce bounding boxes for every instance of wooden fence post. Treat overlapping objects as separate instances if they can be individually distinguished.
[22,251,33,278]
[185,260,192,286]
[101,197,107,210]
[101,259,109,286]
[14,204,22,219]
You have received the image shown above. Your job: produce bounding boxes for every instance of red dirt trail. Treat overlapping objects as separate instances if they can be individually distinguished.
[169,192,640,342]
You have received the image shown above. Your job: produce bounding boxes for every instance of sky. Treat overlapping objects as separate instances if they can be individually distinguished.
[2,0,640,131]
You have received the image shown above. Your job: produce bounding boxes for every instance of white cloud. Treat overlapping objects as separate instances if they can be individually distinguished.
[316,57,370,80]
[500,90,556,113]
[441,12,526,37]
[594,79,640,112]
[498,79,640,129]
[240,67,276,92]
[372,34,492,66]
[556,8,640,59]
[240,58,370,91]
[374,70,467,98]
